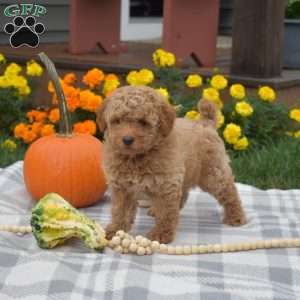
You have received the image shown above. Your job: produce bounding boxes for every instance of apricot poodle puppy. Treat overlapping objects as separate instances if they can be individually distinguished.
[97,86,246,243]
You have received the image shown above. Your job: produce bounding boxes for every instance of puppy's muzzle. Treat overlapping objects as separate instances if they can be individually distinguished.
[123,136,134,146]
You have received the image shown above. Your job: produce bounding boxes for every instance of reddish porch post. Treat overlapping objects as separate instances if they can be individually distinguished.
[162,0,220,67]
[69,0,122,54]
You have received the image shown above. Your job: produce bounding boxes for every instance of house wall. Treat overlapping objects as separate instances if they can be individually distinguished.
[0,0,233,45]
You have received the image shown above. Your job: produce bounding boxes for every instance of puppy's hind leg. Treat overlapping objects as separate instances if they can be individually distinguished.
[200,165,246,226]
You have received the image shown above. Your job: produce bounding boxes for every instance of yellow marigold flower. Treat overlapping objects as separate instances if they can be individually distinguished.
[48,108,60,123]
[26,60,43,77]
[138,68,154,85]
[186,74,203,88]
[0,53,6,64]
[185,110,201,121]
[294,131,300,138]
[79,90,102,112]
[14,123,27,139]
[258,86,276,102]
[63,73,76,85]
[214,97,224,109]
[210,74,228,90]
[217,110,225,129]
[202,87,220,102]
[41,124,56,137]
[103,79,120,96]
[0,76,10,88]
[233,137,249,150]
[1,139,17,152]
[235,101,253,117]
[163,52,176,67]
[223,123,241,144]
[230,84,246,100]
[4,63,22,76]
[17,82,31,96]
[82,68,104,88]
[126,70,139,85]
[126,69,154,86]
[152,48,176,67]
[289,108,300,122]
[156,87,169,100]
[0,73,30,96]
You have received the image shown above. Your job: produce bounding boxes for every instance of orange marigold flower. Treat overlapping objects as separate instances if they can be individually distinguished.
[26,110,36,123]
[79,89,102,112]
[48,78,65,93]
[63,73,76,85]
[41,124,56,136]
[14,123,27,139]
[83,120,97,135]
[82,68,104,88]
[73,120,97,135]
[31,122,43,135]
[36,111,47,122]
[67,97,81,112]
[73,122,84,134]
[26,110,47,123]
[48,81,55,93]
[22,129,37,143]
[57,82,81,112]
[48,108,60,123]
[105,73,119,81]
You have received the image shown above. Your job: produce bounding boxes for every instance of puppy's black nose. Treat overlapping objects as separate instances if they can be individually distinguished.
[123,136,134,146]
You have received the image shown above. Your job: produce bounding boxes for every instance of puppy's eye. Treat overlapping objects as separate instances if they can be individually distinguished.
[138,119,148,126]
[112,119,120,125]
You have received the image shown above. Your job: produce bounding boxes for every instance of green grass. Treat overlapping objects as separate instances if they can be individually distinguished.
[0,136,300,190]
[230,137,300,190]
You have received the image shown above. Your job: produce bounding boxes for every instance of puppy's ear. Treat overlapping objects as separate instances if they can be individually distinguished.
[96,100,108,132]
[159,101,176,137]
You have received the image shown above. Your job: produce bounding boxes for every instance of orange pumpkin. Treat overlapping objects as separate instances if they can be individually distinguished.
[24,134,107,208]
[23,53,107,208]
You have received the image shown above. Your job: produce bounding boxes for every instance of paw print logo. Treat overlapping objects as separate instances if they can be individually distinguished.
[4,16,45,48]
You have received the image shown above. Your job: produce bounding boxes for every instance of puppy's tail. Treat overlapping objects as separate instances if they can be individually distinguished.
[197,99,218,128]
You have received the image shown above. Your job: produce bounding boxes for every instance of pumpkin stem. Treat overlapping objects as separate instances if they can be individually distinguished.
[38,52,72,136]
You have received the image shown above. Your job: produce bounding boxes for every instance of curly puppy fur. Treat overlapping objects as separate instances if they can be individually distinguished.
[97,86,246,243]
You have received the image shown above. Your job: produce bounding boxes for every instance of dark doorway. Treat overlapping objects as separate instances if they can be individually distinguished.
[130,0,163,17]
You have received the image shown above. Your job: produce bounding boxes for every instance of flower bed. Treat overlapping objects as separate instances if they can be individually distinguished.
[1,49,300,157]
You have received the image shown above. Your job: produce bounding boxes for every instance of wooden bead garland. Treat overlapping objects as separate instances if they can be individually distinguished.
[1,225,300,256]
[0,224,32,234]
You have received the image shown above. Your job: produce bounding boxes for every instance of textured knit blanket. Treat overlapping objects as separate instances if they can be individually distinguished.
[0,161,300,300]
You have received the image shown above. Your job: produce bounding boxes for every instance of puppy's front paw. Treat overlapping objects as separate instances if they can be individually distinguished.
[146,227,175,244]
[223,202,247,226]
[223,214,247,226]
[105,223,122,240]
